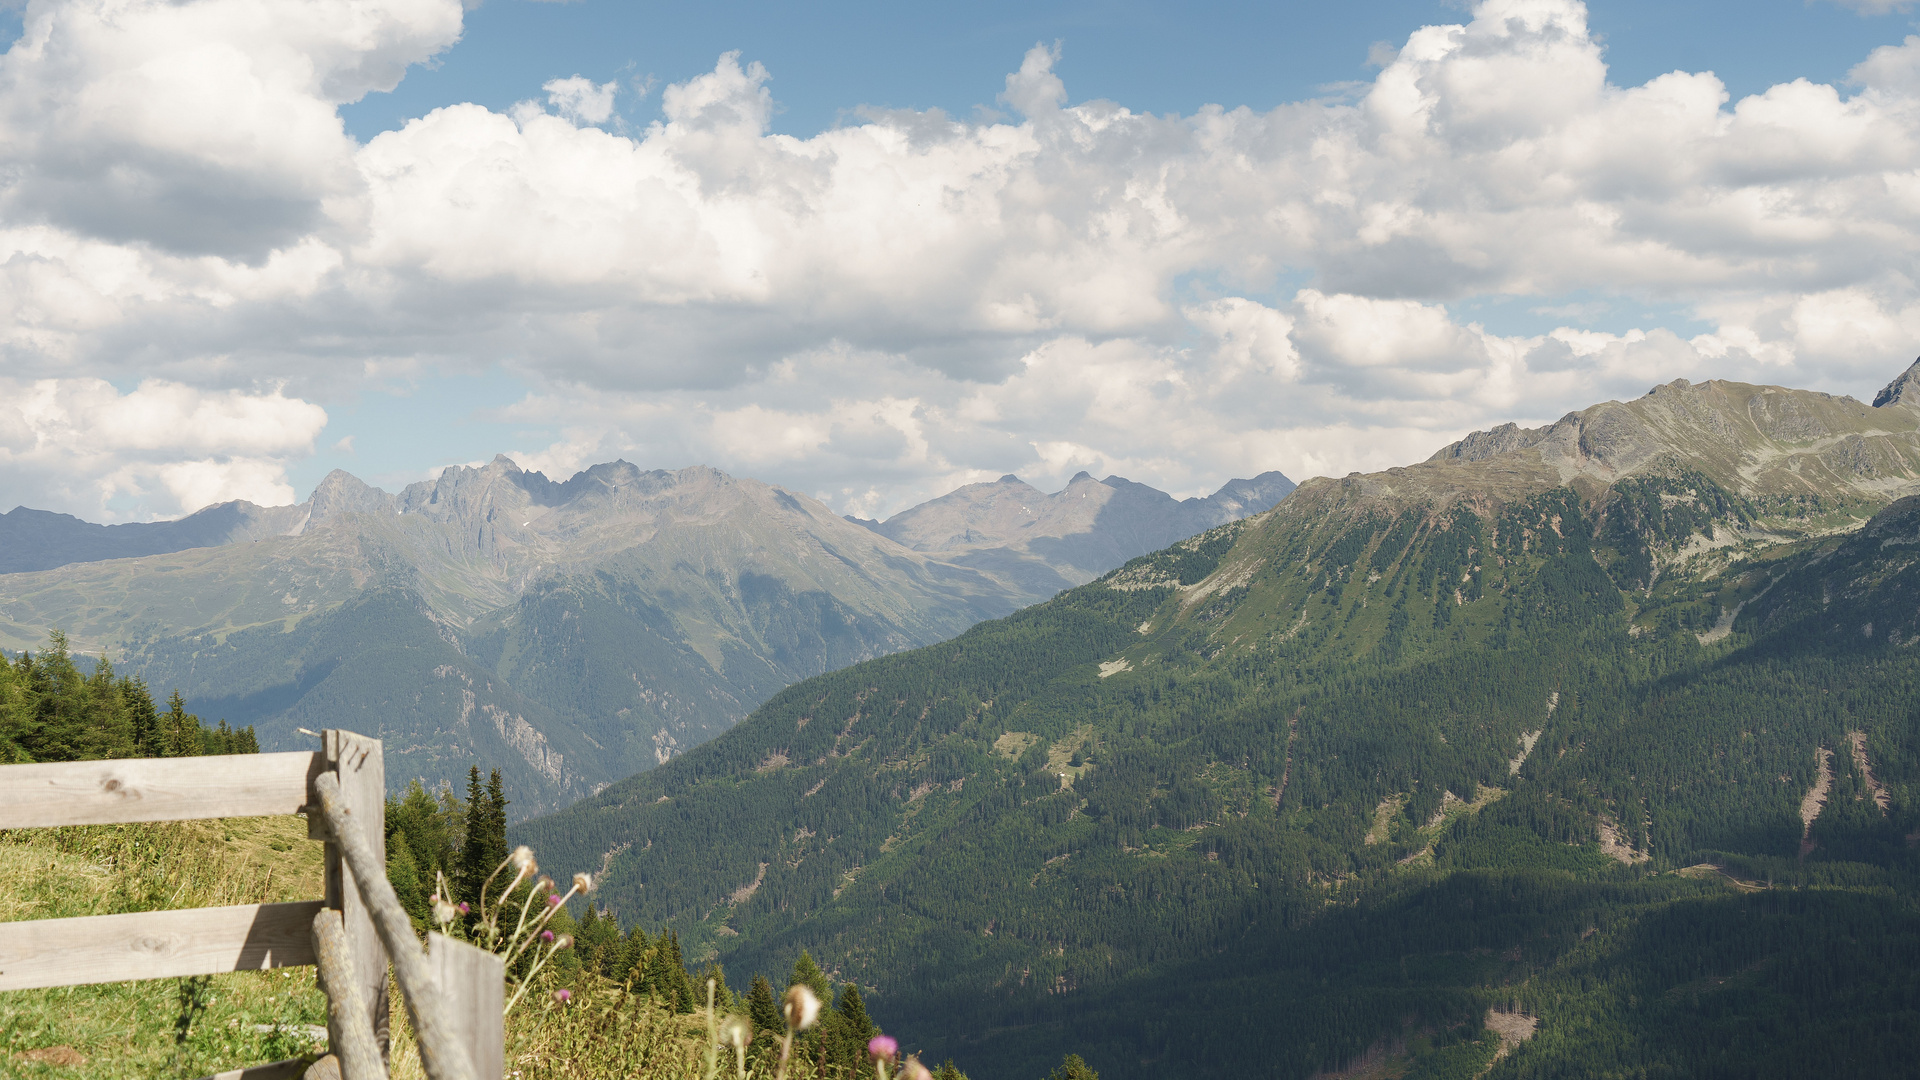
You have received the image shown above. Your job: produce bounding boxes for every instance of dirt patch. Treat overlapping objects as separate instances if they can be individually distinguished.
[1509,730,1542,775]
[729,862,768,905]
[1484,1008,1538,1066]
[993,732,1039,759]
[1097,658,1132,678]
[16,1046,89,1065]
[756,751,790,772]
[1799,746,1835,858]
[1365,794,1405,845]
[1307,1037,1407,1080]
[1675,863,1767,892]
[1847,731,1892,812]
[1270,708,1301,807]
[1598,815,1649,864]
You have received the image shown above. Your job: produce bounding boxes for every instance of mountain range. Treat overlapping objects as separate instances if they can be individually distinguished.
[0,461,1291,814]
[517,362,1920,1078]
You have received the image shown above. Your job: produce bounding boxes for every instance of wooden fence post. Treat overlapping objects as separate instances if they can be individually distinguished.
[319,730,390,1074]
[430,934,505,1080]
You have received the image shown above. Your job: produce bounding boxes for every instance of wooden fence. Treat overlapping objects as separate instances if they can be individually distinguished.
[0,729,503,1080]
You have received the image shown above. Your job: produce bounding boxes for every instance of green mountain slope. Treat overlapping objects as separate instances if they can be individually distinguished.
[517,369,1920,1077]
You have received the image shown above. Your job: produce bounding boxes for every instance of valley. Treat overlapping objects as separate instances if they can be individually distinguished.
[516,366,1920,1078]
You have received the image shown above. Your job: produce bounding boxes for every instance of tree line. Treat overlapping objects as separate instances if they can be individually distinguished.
[0,630,257,763]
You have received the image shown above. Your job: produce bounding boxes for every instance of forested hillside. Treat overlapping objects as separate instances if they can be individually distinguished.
[0,632,257,762]
[518,372,1920,1078]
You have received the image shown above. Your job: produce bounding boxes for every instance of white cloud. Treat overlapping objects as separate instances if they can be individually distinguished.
[4,0,1920,518]
[543,75,619,125]
[0,378,328,519]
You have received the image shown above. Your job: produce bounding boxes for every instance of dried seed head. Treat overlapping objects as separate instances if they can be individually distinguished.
[511,846,537,873]
[574,872,593,894]
[782,985,821,1031]
[554,934,572,950]
[902,1057,934,1080]
[719,1014,753,1049]
[432,898,458,927]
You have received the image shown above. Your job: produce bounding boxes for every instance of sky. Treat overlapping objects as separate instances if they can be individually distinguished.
[3,0,1920,522]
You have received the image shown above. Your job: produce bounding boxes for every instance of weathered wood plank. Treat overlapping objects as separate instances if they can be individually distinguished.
[0,751,324,829]
[322,730,389,1073]
[0,900,325,991]
[430,933,504,1080]
[195,1058,311,1080]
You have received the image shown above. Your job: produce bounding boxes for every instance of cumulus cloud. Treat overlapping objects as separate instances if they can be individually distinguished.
[543,75,619,125]
[0,378,328,519]
[4,0,1920,519]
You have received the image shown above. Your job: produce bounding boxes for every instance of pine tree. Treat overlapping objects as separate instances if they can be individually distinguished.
[163,691,199,757]
[123,677,159,755]
[387,830,427,923]
[788,951,832,1004]
[1046,1054,1099,1080]
[747,974,781,1039]
[934,1061,968,1080]
[665,932,694,1013]
[609,924,648,987]
[457,766,492,908]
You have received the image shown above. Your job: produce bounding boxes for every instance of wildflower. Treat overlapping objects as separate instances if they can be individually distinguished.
[552,988,571,1005]
[456,902,469,915]
[574,871,593,893]
[511,846,537,874]
[782,985,821,1031]
[432,898,458,927]
[901,1058,934,1080]
[553,935,572,950]
[541,930,555,943]
[719,1014,753,1050]
[868,1035,898,1062]
[546,893,563,908]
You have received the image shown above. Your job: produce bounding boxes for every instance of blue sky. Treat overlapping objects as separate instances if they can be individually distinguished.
[337,1,1911,142]
[5,0,1920,521]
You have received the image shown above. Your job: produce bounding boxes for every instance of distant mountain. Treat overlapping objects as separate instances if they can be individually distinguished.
[0,457,1291,815]
[0,501,309,574]
[518,364,1920,1079]
[857,470,1295,596]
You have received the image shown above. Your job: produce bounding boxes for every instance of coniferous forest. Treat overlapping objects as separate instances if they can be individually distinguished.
[515,421,1920,1079]
[0,630,257,763]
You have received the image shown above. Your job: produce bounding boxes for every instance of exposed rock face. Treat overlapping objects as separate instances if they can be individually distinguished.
[1872,357,1920,408]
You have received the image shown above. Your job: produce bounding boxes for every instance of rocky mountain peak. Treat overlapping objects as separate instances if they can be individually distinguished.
[306,469,398,524]
[1873,357,1920,407]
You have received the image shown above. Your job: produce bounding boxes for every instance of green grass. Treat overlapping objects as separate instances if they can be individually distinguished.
[0,817,330,1078]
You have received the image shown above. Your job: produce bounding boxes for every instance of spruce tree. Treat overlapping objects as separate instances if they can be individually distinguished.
[123,678,159,755]
[386,831,427,923]
[609,925,647,987]
[457,766,492,908]
[788,951,833,1003]
[934,1061,968,1080]
[1046,1054,1099,1080]
[747,974,781,1038]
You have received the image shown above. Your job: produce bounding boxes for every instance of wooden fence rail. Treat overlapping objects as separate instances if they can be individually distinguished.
[0,730,502,1080]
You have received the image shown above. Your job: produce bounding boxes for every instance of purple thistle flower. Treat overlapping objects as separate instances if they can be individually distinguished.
[457,902,470,915]
[541,930,555,943]
[868,1035,899,1062]
[546,893,563,907]
[552,988,571,1004]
